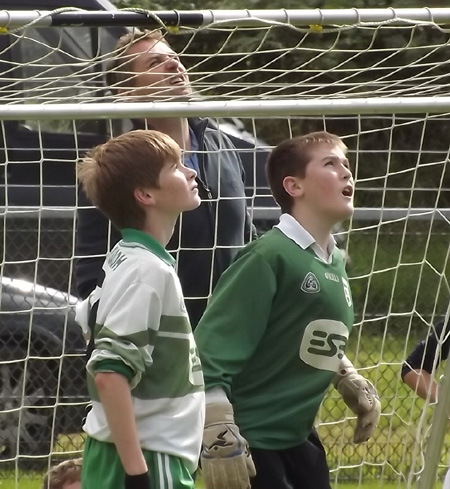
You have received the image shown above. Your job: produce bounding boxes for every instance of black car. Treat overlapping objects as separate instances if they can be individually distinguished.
[0,0,128,208]
[0,277,87,462]
[0,0,122,463]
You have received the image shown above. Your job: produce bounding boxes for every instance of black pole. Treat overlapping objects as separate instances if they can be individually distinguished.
[49,10,204,28]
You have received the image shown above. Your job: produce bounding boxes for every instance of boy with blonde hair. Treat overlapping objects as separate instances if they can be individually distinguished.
[194,131,381,489]
[76,129,205,489]
[42,458,82,489]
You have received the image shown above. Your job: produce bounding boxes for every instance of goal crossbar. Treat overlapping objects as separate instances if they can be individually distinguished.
[3,98,450,120]
[3,8,450,29]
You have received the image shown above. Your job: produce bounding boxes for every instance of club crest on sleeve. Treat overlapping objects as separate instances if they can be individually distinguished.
[301,272,320,293]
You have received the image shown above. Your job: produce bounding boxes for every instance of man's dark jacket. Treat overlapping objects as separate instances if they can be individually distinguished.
[75,118,256,327]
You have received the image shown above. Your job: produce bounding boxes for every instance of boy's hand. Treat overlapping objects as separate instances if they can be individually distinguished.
[201,402,256,489]
[333,357,381,444]
[125,472,151,489]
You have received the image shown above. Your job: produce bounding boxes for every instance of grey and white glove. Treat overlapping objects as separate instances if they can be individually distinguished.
[201,402,256,489]
[333,356,381,444]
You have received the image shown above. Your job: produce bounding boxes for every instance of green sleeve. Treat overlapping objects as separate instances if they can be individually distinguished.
[94,359,135,382]
[194,249,276,397]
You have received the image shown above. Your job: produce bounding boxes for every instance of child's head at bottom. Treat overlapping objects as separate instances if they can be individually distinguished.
[42,458,82,489]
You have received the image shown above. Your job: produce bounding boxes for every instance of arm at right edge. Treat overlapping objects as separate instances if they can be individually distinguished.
[403,369,439,403]
[401,319,450,403]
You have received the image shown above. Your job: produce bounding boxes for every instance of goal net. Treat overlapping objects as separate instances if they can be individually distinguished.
[0,7,449,488]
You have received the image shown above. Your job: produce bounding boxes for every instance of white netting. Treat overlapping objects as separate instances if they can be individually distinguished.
[2,11,450,104]
[0,8,449,489]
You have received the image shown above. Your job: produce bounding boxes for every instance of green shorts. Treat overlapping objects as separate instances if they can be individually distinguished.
[81,436,195,489]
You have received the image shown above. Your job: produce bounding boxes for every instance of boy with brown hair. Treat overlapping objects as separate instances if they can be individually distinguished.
[76,129,205,489]
[194,131,381,489]
[42,458,82,489]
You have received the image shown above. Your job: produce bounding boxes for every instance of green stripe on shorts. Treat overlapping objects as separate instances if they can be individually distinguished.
[81,436,194,489]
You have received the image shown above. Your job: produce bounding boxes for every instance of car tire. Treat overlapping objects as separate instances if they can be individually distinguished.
[0,334,59,465]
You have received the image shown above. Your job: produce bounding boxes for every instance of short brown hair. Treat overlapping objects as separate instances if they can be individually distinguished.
[78,129,181,230]
[42,458,82,489]
[106,29,170,94]
[266,131,347,213]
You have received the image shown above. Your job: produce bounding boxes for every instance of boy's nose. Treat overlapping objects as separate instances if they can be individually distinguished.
[342,165,352,179]
[190,168,197,180]
[184,165,197,179]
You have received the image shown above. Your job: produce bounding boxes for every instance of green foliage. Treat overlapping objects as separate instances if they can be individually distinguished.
[348,219,450,326]
[112,0,444,11]
[107,0,450,211]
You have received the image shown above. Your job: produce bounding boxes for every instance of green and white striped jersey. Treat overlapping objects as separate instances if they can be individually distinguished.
[195,214,354,450]
[83,229,205,473]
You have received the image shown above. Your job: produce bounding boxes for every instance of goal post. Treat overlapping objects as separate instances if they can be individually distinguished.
[0,7,450,488]
[3,7,450,28]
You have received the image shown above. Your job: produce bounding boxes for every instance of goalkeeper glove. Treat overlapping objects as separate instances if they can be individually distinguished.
[333,356,381,444]
[201,401,256,489]
[124,472,151,489]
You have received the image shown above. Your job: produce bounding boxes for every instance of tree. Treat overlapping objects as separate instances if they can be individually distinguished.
[110,0,450,207]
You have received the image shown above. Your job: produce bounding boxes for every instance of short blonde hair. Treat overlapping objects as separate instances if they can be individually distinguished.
[266,131,348,213]
[106,29,169,94]
[78,129,181,230]
[42,458,82,489]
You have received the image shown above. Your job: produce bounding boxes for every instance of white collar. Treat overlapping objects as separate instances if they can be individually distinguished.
[274,213,336,264]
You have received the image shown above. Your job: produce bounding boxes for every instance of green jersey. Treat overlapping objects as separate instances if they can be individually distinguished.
[194,214,354,450]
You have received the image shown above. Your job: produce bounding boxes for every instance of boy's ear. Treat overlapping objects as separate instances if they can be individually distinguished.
[134,187,155,206]
[283,176,304,198]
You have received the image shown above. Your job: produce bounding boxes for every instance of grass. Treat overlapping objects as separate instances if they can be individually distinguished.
[0,468,416,489]
[0,477,413,489]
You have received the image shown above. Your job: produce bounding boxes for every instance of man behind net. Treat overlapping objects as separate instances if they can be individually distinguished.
[75,28,256,328]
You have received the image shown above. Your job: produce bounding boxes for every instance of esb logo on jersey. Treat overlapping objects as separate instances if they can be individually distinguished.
[299,320,349,372]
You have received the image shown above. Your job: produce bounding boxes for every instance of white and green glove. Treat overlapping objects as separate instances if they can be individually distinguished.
[333,356,381,444]
[201,401,256,489]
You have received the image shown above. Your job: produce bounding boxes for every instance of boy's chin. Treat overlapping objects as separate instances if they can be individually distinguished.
[186,197,201,211]
[336,206,354,221]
